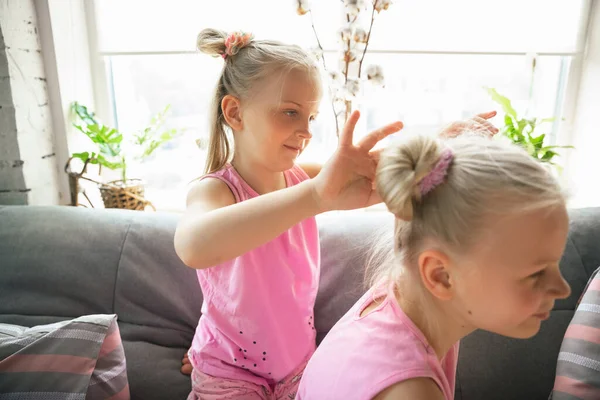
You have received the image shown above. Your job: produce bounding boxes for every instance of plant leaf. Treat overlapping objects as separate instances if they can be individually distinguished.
[86,125,122,157]
[531,133,545,144]
[541,150,558,161]
[71,102,98,125]
[486,87,517,118]
[485,88,573,166]
[531,133,546,151]
[96,154,124,170]
[72,152,90,162]
[540,145,574,151]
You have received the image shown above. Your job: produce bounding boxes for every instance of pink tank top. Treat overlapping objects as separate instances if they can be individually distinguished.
[189,164,320,387]
[296,285,459,400]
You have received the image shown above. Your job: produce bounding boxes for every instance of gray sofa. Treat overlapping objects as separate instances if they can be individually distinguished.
[0,205,599,400]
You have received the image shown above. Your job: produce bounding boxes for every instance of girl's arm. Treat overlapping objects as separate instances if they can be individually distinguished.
[174,111,403,270]
[174,177,320,270]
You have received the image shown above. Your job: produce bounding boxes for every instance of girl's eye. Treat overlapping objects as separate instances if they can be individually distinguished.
[284,110,298,117]
[529,269,546,280]
[309,115,317,123]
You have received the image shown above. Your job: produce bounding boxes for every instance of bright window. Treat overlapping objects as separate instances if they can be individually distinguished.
[90,0,588,211]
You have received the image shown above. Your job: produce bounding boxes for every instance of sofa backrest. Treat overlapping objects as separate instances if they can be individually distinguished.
[0,206,203,399]
[0,206,202,345]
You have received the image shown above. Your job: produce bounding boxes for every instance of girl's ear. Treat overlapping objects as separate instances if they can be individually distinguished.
[418,250,454,301]
[222,95,243,131]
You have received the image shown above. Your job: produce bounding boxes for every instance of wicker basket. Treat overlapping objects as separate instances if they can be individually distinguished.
[99,179,154,211]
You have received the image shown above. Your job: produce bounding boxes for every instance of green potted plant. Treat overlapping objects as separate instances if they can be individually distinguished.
[68,102,179,210]
[486,87,573,168]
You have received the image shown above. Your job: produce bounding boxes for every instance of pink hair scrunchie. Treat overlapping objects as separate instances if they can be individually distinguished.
[418,148,454,196]
[222,32,254,60]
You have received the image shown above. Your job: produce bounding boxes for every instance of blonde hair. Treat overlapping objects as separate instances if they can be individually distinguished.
[197,28,320,174]
[370,133,566,291]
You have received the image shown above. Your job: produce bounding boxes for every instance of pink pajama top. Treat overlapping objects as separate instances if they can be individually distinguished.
[297,285,459,399]
[189,164,320,387]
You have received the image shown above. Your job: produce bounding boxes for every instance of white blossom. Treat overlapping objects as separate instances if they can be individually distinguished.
[338,25,353,42]
[327,70,344,86]
[374,0,392,12]
[341,49,358,64]
[344,0,366,17]
[296,0,310,15]
[366,64,385,87]
[344,78,361,99]
[310,46,324,61]
[333,98,347,113]
[353,27,368,44]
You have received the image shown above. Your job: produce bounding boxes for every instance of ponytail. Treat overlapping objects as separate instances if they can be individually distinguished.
[204,79,230,174]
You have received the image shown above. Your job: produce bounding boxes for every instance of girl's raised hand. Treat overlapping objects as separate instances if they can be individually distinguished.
[311,111,403,212]
[439,111,499,139]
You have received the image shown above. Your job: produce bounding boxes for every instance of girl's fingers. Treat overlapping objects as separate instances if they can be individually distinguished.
[339,111,361,147]
[181,364,193,375]
[475,110,497,120]
[358,121,403,152]
[472,117,499,135]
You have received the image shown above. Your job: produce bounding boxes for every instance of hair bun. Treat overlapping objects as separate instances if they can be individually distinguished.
[197,28,228,58]
[376,135,443,220]
[197,29,254,60]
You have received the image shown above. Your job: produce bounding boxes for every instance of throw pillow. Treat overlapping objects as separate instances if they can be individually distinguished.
[0,314,129,399]
[550,267,600,399]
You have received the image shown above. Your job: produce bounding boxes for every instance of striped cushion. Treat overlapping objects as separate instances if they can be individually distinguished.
[0,314,129,399]
[551,267,600,400]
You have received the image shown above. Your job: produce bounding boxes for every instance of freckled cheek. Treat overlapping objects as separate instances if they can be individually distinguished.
[254,118,284,143]
[455,276,493,318]
[473,283,526,321]
[262,115,283,131]
[269,113,292,128]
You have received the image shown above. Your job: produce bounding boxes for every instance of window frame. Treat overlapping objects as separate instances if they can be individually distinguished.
[82,0,594,211]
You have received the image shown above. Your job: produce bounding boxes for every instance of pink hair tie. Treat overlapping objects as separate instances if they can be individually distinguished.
[418,148,454,196]
[222,31,254,60]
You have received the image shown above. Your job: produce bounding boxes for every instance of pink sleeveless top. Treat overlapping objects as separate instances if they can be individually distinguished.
[297,285,459,400]
[189,164,320,387]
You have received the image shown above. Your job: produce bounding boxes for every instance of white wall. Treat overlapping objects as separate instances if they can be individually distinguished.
[0,0,64,205]
[0,0,103,206]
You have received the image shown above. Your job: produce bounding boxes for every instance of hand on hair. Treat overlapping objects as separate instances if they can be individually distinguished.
[310,111,403,212]
[439,111,499,139]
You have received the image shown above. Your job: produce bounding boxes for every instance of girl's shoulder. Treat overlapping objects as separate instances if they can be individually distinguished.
[188,164,244,204]
[185,176,236,210]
